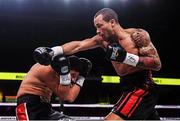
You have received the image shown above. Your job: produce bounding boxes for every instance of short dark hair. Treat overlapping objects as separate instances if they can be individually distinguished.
[94,8,119,23]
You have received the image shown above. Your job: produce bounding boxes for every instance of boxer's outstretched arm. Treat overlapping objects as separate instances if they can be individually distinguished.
[33,35,102,65]
[132,29,162,71]
[62,35,102,55]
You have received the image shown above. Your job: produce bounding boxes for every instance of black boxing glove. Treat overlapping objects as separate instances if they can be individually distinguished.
[33,46,63,65]
[106,43,139,66]
[51,55,71,85]
[67,55,85,87]
[75,58,92,87]
[33,47,54,65]
[79,58,92,77]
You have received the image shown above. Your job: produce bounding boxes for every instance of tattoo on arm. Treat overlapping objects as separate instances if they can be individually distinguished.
[137,56,161,71]
[132,29,150,48]
[132,29,161,71]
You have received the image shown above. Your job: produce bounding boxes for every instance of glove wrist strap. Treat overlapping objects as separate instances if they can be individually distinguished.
[51,46,64,58]
[75,76,85,87]
[123,53,139,67]
[60,73,71,85]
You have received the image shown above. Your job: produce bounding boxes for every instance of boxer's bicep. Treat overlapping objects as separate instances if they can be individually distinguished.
[131,29,161,71]
[78,36,102,50]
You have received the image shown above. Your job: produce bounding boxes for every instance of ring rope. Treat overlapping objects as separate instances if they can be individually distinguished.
[0,103,180,109]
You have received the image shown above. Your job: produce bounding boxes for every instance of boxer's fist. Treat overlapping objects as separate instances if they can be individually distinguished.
[106,43,127,62]
[51,55,71,85]
[131,29,150,47]
[106,43,139,67]
[51,55,70,75]
[33,47,54,65]
[79,58,92,77]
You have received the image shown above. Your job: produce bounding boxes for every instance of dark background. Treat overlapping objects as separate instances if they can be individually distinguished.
[0,0,180,106]
[0,0,179,77]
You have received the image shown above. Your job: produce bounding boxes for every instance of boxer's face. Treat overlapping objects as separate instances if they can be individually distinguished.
[70,69,80,82]
[94,14,115,40]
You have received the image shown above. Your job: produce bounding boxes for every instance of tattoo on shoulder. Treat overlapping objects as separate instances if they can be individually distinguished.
[130,29,161,70]
[131,29,150,48]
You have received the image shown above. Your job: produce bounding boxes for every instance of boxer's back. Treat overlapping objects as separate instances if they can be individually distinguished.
[17,64,54,99]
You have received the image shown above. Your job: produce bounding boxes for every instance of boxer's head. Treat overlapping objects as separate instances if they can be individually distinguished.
[94,8,119,41]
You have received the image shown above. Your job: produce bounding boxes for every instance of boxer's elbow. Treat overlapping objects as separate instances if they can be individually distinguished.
[153,62,162,71]
[151,57,162,71]
[116,69,134,76]
[117,71,128,76]
[65,90,80,102]
[62,91,77,102]
[64,94,76,103]
[67,98,76,103]
[56,87,79,102]
[146,60,161,71]
[58,95,76,103]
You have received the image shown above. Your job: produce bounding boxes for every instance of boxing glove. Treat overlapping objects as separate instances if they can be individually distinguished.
[51,55,71,85]
[106,43,139,67]
[33,46,63,66]
[79,58,92,77]
[33,47,54,65]
[68,55,82,73]
[73,58,92,87]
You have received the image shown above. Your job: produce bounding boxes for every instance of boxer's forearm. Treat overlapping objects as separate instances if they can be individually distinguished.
[137,56,161,71]
[57,84,80,102]
[62,41,84,55]
[62,36,101,55]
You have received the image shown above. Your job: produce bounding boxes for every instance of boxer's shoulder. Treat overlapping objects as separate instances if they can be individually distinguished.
[29,63,53,76]
[125,28,148,35]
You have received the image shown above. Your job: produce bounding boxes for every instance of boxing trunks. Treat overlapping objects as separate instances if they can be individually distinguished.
[111,70,160,120]
[16,94,72,120]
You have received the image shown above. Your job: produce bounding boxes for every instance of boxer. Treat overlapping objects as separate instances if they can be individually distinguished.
[33,8,161,120]
[16,55,92,120]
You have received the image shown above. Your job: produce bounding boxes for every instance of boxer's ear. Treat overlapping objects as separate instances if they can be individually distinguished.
[110,19,116,28]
